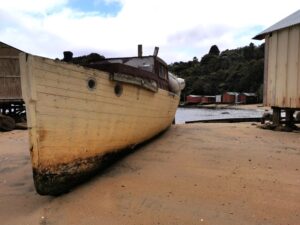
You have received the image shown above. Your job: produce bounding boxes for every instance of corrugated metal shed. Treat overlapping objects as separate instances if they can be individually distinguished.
[254,9,300,40]
[253,10,300,109]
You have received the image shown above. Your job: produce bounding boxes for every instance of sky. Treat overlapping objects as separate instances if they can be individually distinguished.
[0,0,300,63]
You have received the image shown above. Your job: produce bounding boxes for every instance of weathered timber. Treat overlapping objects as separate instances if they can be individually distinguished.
[20,53,181,195]
[86,63,169,91]
[111,72,158,92]
[185,117,262,124]
[32,126,169,195]
[272,107,281,126]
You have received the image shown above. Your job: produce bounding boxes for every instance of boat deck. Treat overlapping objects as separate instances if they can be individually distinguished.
[0,123,299,225]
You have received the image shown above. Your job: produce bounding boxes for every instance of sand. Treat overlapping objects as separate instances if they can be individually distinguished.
[0,123,299,225]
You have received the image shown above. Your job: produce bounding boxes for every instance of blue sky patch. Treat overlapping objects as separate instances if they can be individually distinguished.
[69,0,122,16]
[234,25,265,39]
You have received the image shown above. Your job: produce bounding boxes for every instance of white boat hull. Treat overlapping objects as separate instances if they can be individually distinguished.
[20,53,180,195]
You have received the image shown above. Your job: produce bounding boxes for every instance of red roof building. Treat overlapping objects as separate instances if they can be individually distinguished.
[238,93,257,104]
[222,92,239,104]
[186,95,202,104]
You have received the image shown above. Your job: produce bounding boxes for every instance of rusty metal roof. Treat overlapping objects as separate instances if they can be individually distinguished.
[253,9,300,40]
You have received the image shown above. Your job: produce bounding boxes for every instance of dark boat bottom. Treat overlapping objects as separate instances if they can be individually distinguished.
[33,149,132,195]
[32,126,171,196]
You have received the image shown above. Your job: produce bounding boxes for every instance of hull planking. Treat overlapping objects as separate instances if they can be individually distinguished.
[19,53,180,195]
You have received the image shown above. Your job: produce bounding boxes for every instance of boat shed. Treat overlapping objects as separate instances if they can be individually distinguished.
[238,93,257,104]
[0,42,26,131]
[201,96,216,104]
[253,10,300,110]
[222,92,239,104]
[0,41,23,101]
[186,95,202,104]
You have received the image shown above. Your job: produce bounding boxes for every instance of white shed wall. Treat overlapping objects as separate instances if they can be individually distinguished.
[264,25,300,108]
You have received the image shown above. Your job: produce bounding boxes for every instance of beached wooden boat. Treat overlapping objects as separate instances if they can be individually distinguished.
[19,47,184,195]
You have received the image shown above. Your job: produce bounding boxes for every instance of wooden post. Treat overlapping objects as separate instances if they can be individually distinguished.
[285,109,295,127]
[153,47,159,57]
[263,36,269,106]
[138,45,142,57]
[272,107,281,126]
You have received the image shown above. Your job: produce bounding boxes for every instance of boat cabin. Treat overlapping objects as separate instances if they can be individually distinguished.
[63,45,184,94]
[95,55,170,91]
[81,46,171,92]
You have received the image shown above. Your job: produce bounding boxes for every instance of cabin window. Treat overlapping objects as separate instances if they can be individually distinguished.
[158,64,167,80]
[87,78,96,90]
[114,82,123,97]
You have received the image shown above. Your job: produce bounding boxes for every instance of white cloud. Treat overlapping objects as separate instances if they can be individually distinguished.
[1,0,67,13]
[0,0,300,62]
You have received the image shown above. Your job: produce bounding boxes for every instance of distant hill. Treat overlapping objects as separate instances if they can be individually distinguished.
[168,43,264,102]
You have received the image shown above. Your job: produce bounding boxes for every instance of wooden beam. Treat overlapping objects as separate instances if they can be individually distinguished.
[0,56,19,59]
[0,75,20,78]
[185,117,262,124]
[272,107,281,125]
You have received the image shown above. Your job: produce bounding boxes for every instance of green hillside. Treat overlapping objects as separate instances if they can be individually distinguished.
[168,43,265,102]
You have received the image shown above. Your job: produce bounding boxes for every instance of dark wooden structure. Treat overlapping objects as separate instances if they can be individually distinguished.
[0,42,26,131]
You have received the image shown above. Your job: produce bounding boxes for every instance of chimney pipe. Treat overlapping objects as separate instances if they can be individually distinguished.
[153,47,159,57]
[138,44,142,57]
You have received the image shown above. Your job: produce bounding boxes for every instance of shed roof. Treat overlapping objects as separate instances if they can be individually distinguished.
[253,9,300,40]
[224,92,239,96]
[187,95,202,97]
[241,92,257,97]
[0,41,24,52]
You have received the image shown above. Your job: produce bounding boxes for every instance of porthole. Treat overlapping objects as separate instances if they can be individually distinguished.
[114,82,123,97]
[87,78,96,90]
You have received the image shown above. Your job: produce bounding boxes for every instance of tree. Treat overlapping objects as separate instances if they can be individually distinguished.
[208,45,220,56]
[168,43,265,102]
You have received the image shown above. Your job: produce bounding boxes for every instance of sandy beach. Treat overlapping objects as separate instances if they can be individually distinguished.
[0,123,299,225]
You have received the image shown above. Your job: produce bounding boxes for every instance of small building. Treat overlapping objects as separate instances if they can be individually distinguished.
[186,95,216,104]
[215,95,222,103]
[222,92,239,104]
[186,95,202,104]
[238,93,257,104]
[0,41,26,130]
[0,41,23,101]
[253,10,300,109]
[201,96,216,104]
